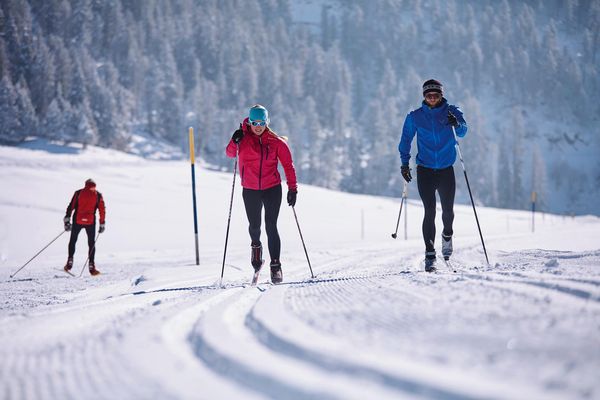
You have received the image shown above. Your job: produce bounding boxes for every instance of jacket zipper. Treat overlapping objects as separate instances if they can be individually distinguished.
[259,137,263,190]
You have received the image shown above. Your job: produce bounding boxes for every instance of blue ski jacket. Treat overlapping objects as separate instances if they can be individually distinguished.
[398,98,467,169]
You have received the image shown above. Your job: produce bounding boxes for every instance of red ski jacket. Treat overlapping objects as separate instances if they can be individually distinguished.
[65,181,106,225]
[226,119,297,191]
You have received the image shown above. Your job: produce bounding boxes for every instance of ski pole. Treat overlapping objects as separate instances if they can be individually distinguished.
[10,230,67,278]
[78,232,101,277]
[391,181,408,239]
[292,206,315,279]
[220,146,239,287]
[452,125,490,266]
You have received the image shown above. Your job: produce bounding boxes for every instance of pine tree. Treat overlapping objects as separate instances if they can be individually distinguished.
[14,77,37,139]
[0,76,22,143]
[510,108,525,209]
[531,144,547,212]
[497,135,514,208]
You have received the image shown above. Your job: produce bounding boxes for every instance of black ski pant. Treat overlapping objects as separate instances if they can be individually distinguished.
[68,223,96,263]
[242,184,282,262]
[417,165,455,253]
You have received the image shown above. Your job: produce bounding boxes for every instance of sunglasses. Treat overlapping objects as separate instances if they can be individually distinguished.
[425,93,442,100]
[249,120,267,127]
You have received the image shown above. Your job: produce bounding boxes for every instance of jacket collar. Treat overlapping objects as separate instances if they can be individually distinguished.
[421,97,448,113]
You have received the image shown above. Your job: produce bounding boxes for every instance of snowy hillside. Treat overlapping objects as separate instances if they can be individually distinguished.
[1,142,599,399]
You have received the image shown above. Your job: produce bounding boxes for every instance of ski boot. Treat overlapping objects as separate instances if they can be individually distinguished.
[270,260,283,284]
[251,243,263,272]
[441,233,453,261]
[424,252,437,272]
[89,262,101,276]
[64,258,73,272]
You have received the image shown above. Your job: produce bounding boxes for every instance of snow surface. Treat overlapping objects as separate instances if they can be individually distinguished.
[1,142,599,399]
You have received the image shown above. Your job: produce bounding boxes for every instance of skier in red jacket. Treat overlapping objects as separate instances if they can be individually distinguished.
[63,178,106,276]
[226,105,297,283]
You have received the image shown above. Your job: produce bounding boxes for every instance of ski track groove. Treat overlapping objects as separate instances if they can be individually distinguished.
[0,303,175,400]
[188,288,344,400]
[273,255,598,398]
[459,271,600,304]
[190,256,481,398]
[245,290,478,400]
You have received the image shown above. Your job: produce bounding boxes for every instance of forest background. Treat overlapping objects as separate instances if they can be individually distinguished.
[1,0,598,215]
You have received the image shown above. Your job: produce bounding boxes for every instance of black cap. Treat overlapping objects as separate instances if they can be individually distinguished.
[423,79,443,96]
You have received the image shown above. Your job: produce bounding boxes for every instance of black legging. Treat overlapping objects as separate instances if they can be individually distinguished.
[417,166,455,253]
[242,184,282,262]
[68,223,96,263]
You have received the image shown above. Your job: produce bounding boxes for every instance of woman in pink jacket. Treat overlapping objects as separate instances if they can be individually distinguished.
[226,105,297,283]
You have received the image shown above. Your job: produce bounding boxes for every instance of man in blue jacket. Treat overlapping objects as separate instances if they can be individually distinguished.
[398,79,467,272]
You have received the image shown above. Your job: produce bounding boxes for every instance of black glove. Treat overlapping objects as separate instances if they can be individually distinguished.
[401,165,412,183]
[99,223,105,233]
[64,216,71,232]
[287,190,297,207]
[232,126,243,144]
[447,111,459,127]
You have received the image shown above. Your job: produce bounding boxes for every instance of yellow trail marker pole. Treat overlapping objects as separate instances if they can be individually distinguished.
[189,127,200,265]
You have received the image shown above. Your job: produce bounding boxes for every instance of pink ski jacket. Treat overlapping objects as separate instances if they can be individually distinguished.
[226,118,297,191]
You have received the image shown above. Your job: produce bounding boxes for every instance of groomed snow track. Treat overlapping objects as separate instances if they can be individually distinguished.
[1,248,599,399]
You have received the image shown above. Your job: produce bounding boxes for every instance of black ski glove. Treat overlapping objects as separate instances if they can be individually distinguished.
[447,111,459,127]
[287,190,297,207]
[99,223,105,233]
[401,165,412,183]
[232,125,243,144]
[64,216,71,232]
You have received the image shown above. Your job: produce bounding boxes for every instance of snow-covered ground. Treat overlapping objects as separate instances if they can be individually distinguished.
[1,141,599,399]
